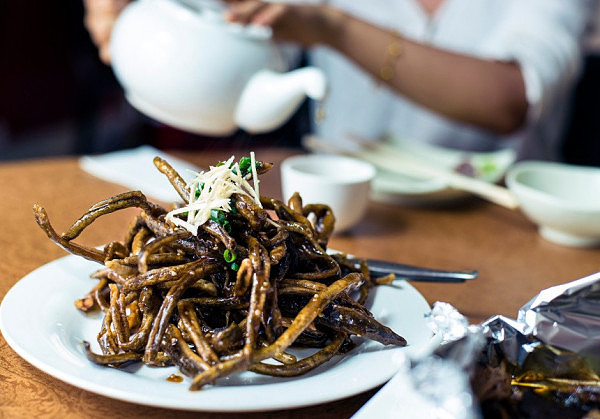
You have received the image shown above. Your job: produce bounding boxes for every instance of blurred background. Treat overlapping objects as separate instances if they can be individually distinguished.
[0,1,140,160]
[0,2,597,164]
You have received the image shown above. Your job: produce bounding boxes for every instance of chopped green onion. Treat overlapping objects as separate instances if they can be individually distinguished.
[229,197,237,213]
[210,209,226,225]
[231,156,253,177]
[209,208,232,232]
[479,160,497,176]
[194,182,205,199]
[239,156,252,176]
[230,261,240,271]
[223,221,231,233]
[223,249,237,263]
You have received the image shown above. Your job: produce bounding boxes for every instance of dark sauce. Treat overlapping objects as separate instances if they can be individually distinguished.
[167,374,184,383]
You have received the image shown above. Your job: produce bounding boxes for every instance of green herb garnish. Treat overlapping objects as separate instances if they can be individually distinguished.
[210,208,231,232]
[223,249,237,263]
[238,156,252,176]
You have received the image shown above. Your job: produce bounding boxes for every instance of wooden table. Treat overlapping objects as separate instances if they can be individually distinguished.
[1,146,599,418]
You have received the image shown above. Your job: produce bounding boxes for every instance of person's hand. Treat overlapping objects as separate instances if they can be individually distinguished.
[83,0,131,64]
[223,1,340,47]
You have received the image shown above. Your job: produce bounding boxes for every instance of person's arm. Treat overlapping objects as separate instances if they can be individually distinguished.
[83,0,130,64]
[226,2,528,135]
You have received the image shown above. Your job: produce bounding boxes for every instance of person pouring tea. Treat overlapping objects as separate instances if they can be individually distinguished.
[84,0,593,160]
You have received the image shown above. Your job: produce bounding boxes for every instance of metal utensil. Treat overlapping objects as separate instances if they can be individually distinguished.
[364,258,478,283]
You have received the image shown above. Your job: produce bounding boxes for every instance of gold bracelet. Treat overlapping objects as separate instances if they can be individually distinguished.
[379,30,403,82]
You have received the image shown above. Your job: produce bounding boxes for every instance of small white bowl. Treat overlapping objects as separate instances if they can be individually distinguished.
[506,161,600,247]
[281,154,376,233]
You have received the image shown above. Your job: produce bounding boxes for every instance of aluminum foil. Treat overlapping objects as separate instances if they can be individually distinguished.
[354,272,600,418]
[517,271,600,357]
[483,271,600,370]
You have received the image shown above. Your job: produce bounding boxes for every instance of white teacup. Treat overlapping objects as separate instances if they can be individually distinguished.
[281,154,376,233]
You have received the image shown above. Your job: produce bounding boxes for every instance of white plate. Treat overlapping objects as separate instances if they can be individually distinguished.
[371,138,516,205]
[0,254,432,412]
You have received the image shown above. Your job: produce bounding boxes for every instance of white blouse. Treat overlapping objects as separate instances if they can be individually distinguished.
[308,0,593,160]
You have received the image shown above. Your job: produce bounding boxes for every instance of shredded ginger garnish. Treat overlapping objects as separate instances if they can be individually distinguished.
[166,153,262,235]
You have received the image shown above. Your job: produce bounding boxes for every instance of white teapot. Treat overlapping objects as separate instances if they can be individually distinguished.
[110,0,327,135]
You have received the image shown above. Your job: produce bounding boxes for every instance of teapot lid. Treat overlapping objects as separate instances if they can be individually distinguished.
[171,0,272,39]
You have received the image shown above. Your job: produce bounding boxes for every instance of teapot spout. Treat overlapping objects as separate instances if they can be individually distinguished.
[235,67,327,134]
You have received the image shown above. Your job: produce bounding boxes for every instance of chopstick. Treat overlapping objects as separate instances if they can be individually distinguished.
[365,258,478,283]
[302,134,520,210]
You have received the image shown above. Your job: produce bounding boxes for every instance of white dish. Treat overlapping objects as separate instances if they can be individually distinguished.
[506,161,600,247]
[0,254,432,412]
[371,138,516,205]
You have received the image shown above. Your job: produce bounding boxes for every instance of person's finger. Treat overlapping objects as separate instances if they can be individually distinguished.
[85,16,108,44]
[251,3,287,27]
[224,1,270,25]
[83,0,130,63]
[84,0,128,15]
[99,45,112,65]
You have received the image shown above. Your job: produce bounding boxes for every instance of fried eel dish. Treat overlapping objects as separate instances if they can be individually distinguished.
[33,154,406,390]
